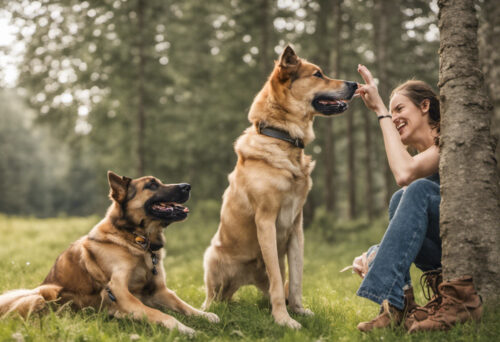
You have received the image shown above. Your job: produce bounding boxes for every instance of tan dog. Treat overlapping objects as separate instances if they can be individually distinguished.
[202,46,357,328]
[0,171,219,336]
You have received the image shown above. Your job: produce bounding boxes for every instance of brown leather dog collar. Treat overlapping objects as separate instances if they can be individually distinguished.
[258,122,305,149]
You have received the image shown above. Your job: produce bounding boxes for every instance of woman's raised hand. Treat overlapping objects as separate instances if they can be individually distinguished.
[356,64,386,114]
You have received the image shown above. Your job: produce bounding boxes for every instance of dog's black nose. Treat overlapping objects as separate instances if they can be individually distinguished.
[346,81,358,91]
[178,183,191,193]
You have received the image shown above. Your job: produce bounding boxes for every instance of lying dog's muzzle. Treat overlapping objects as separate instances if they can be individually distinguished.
[144,183,191,225]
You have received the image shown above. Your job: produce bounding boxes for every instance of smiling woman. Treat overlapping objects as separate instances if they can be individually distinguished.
[348,65,482,333]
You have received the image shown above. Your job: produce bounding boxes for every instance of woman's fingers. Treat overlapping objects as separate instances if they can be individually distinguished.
[355,84,369,97]
[357,64,375,86]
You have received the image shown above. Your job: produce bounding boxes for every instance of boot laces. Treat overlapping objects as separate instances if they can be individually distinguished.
[419,268,442,301]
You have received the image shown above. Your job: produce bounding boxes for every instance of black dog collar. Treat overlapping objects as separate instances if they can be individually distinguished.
[258,122,305,149]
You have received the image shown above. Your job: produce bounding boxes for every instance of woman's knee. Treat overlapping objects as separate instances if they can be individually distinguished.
[405,178,439,197]
[389,189,405,218]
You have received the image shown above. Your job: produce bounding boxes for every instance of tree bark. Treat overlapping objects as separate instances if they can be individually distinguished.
[478,0,500,177]
[438,0,500,301]
[136,0,146,176]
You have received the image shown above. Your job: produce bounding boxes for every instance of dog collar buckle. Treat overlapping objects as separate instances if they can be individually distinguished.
[134,234,148,249]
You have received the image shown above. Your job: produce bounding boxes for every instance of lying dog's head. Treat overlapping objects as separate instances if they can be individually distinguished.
[270,45,357,117]
[107,171,190,229]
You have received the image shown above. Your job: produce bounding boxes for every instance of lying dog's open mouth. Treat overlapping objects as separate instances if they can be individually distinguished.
[146,200,189,223]
[312,95,350,115]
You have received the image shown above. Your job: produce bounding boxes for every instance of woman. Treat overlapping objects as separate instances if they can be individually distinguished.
[354,65,483,332]
[354,64,443,331]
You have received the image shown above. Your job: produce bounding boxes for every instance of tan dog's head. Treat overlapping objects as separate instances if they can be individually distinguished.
[107,171,191,228]
[268,45,357,117]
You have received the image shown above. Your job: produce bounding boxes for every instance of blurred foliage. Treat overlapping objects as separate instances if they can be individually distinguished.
[2,0,494,222]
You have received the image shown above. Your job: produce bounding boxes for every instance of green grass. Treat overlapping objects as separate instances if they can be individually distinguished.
[0,209,498,341]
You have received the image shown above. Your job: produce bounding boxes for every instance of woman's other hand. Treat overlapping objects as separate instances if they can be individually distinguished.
[356,64,386,114]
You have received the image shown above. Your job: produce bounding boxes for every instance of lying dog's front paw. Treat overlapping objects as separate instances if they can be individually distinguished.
[203,312,220,323]
[176,322,196,337]
[162,319,195,337]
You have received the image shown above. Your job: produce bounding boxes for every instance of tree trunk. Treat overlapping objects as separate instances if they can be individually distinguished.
[438,0,500,301]
[347,107,356,220]
[344,1,357,220]
[259,0,272,79]
[478,0,500,177]
[373,0,394,207]
[136,0,146,176]
[363,110,374,221]
[318,0,338,214]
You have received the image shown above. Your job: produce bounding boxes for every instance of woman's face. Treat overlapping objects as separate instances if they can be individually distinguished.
[389,93,429,147]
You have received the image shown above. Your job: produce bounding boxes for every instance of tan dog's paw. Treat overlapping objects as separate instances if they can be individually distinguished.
[290,307,314,316]
[275,314,302,329]
[202,311,220,323]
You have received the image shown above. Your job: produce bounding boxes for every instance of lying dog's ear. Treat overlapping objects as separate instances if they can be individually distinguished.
[277,45,300,82]
[108,171,132,203]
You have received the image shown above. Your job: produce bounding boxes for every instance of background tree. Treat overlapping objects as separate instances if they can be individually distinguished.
[313,0,335,215]
[0,0,444,226]
[478,0,500,176]
[438,0,500,301]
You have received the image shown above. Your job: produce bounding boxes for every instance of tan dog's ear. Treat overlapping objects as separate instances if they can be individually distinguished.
[108,171,132,203]
[277,45,300,82]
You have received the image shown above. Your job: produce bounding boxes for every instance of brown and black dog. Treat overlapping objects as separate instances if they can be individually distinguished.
[202,46,357,328]
[0,171,219,336]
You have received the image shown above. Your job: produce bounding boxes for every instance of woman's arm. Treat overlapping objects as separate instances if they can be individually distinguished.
[356,65,439,186]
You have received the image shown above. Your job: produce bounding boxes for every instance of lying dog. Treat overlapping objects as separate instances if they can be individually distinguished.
[0,171,219,335]
[202,46,357,328]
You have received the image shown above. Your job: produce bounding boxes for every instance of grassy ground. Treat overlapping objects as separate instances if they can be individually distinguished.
[0,208,498,341]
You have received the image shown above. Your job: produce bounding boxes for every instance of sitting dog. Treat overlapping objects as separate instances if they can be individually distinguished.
[0,171,219,336]
[202,46,357,328]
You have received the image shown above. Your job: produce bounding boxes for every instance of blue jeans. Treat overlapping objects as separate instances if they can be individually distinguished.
[357,174,441,310]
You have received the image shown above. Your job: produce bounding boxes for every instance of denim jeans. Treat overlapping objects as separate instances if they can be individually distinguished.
[356,174,441,310]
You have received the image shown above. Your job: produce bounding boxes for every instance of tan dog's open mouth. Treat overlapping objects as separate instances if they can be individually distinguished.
[312,82,358,115]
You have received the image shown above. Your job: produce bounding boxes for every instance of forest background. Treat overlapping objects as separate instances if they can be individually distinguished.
[0,0,498,227]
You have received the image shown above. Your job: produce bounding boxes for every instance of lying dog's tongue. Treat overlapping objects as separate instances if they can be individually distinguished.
[152,203,189,213]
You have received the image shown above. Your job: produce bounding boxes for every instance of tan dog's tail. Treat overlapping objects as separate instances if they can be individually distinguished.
[0,284,62,318]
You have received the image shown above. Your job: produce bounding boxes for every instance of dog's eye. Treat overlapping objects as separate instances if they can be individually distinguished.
[145,181,159,190]
[313,71,323,78]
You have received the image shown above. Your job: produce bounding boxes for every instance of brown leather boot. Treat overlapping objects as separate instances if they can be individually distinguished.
[357,287,419,332]
[357,300,404,332]
[408,276,482,333]
[403,286,419,315]
[404,269,443,330]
